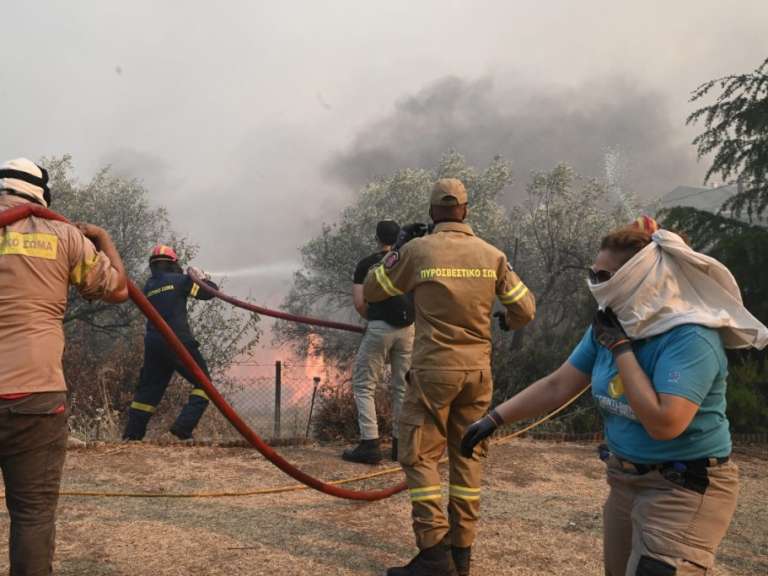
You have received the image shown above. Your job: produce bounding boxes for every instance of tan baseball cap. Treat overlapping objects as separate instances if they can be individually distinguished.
[430,178,468,206]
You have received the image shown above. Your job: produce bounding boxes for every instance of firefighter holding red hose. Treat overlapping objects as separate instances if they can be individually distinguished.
[123,245,219,441]
[0,158,129,575]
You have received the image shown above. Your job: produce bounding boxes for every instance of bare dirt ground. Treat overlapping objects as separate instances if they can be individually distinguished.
[0,440,765,575]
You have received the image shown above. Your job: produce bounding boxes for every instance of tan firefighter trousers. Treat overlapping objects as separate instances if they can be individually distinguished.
[398,368,492,550]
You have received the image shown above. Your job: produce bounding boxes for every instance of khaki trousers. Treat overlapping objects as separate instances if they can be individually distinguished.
[398,369,491,549]
[351,321,414,440]
[0,393,68,576]
[603,456,739,575]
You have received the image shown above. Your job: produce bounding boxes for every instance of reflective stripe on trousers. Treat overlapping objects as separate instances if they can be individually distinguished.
[398,368,491,549]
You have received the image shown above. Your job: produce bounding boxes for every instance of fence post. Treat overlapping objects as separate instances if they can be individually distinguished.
[274,360,282,440]
[306,377,321,439]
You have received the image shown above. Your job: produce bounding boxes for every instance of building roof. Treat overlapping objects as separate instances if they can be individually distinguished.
[658,184,737,214]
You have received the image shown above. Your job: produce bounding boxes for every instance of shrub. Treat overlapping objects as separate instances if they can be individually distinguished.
[727,358,768,434]
[313,378,393,442]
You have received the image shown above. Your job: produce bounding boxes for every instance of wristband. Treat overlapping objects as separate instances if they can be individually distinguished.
[487,408,504,427]
[610,339,633,357]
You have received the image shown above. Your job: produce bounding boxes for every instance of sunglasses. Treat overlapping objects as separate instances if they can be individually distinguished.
[588,268,614,284]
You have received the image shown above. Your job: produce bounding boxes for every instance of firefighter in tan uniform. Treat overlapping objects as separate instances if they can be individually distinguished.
[364,179,536,576]
[0,158,129,575]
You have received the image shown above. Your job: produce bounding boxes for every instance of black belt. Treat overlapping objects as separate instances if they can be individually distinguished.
[598,444,729,475]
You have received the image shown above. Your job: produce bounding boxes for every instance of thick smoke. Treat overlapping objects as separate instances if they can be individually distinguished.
[328,76,703,202]
[99,148,180,205]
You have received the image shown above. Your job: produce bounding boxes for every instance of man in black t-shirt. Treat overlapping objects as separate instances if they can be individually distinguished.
[342,220,415,464]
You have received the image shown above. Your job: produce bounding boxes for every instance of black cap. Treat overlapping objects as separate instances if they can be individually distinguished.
[376,220,400,245]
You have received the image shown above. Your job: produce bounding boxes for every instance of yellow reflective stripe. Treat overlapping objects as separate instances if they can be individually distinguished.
[190,283,200,297]
[500,283,529,305]
[449,484,481,493]
[499,281,524,302]
[450,494,480,501]
[408,485,441,496]
[411,494,443,502]
[449,484,481,501]
[374,265,403,297]
[130,401,156,413]
[146,284,175,298]
[70,254,99,284]
[501,282,524,299]
[0,231,58,260]
[409,485,442,502]
[190,388,209,400]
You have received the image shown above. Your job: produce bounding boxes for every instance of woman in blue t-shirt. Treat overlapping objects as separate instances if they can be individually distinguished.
[461,218,757,576]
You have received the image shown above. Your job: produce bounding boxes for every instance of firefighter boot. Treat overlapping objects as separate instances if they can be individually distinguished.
[391,437,399,461]
[169,424,193,441]
[123,408,152,441]
[170,393,209,440]
[386,536,458,576]
[451,546,471,576]
[341,439,382,464]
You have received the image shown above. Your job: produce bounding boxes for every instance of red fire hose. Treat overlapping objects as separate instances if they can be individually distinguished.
[188,269,364,333]
[0,204,405,501]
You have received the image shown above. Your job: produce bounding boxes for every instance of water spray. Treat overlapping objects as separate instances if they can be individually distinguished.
[208,261,299,279]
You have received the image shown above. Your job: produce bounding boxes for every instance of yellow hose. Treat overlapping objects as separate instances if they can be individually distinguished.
[2,385,592,500]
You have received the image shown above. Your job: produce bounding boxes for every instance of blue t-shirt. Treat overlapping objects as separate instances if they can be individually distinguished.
[568,324,731,463]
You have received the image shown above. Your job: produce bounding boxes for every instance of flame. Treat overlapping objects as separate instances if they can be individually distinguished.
[305,333,325,381]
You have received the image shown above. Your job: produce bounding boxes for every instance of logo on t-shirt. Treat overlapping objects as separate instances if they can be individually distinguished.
[596,394,638,421]
[596,374,638,421]
[608,375,624,399]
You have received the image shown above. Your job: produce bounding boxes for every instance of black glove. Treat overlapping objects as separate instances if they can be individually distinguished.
[493,311,510,332]
[460,409,503,458]
[394,223,429,250]
[593,307,632,356]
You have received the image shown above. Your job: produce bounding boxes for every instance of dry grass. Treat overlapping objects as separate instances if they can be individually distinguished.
[0,440,765,575]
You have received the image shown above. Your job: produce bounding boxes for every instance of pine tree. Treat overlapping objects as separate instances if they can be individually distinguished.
[688,57,768,220]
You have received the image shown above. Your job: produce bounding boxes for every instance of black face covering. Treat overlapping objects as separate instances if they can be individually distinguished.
[150,260,183,275]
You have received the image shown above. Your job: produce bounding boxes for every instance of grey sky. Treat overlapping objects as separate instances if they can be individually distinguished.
[2,1,766,302]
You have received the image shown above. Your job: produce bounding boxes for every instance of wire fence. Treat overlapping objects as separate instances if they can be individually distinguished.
[219,360,327,441]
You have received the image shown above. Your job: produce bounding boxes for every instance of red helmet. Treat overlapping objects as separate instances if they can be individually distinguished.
[149,244,178,263]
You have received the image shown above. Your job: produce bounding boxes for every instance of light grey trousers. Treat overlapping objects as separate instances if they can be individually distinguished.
[351,320,414,440]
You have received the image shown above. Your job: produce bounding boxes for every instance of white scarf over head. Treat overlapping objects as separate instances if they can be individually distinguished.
[588,229,768,349]
[0,158,48,206]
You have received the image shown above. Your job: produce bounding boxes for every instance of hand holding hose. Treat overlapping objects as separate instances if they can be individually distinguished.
[460,409,504,458]
[188,266,210,281]
[75,222,107,244]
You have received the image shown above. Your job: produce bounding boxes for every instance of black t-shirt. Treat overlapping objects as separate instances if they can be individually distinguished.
[354,251,414,327]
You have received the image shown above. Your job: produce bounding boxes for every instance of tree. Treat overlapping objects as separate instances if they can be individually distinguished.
[495,164,631,404]
[688,57,768,220]
[39,156,261,430]
[278,154,632,438]
[274,151,516,367]
[44,155,196,331]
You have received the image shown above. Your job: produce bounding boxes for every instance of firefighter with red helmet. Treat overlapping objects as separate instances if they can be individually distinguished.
[123,245,219,440]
